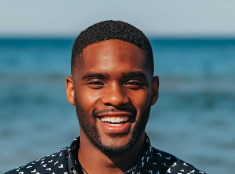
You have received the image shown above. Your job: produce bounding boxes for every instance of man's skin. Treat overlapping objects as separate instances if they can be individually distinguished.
[66,40,159,174]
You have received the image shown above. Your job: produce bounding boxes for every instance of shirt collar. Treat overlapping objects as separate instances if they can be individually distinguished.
[126,134,154,173]
[67,134,154,174]
[67,138,82,174]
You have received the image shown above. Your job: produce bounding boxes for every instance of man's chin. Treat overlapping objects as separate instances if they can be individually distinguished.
[93,131,141,156]
[96,140,135,156]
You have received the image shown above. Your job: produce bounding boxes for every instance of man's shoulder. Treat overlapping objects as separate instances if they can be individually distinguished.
[151,147,206,174]
[5,147,69,174]
[165,160,206,174]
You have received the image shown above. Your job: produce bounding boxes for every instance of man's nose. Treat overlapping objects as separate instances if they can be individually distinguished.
[101,82,129,107]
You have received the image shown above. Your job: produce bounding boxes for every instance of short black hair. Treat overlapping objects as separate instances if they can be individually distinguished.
[71,20,154,75]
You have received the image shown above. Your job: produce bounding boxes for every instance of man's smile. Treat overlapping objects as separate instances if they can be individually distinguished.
[96,111,134,132]
[99,116,130,125]
[95,110,134,125]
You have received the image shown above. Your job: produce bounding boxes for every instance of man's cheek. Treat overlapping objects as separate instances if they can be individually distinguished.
[130,92,151,108]
[78,90,101,105]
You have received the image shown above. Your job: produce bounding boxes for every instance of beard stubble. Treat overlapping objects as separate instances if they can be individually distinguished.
[74,95,151,156]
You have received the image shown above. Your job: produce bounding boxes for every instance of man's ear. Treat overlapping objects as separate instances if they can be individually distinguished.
[151,76,159,106]
[66,76,75,105]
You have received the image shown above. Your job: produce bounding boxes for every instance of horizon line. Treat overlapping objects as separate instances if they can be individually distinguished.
[2,36,235,40]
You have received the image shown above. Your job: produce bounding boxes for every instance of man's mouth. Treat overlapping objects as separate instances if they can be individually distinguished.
[99,116,130,126]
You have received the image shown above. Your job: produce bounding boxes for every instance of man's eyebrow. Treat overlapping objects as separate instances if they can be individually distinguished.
[122,71,147,79]
[82,72,109,80]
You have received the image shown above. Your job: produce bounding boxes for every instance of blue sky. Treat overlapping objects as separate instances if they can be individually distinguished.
[1,0,235,37]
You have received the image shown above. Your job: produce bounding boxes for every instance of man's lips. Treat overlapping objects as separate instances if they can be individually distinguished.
[100,116,129,124]
[96,112,133,126]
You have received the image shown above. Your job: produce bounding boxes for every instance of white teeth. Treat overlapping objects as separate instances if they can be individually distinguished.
[100,117,129,123]
[105,123,122,126]
[123,117,128,121]
[116,118,120,122]
[111,118,115,123]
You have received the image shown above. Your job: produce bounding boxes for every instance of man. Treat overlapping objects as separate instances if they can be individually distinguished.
[6,20,205,174]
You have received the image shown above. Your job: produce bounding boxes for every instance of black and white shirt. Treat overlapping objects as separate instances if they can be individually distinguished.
[5,134,206,174]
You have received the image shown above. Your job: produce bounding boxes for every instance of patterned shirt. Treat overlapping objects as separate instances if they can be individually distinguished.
[5,134,206,174]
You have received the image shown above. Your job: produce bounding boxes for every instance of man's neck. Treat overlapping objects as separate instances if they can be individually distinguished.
[78,132,145,174]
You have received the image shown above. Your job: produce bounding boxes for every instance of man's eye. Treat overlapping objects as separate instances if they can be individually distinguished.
[89,81,102,85]
[125,81,143,88]
[128,82,141,85]
[87,80,104,88]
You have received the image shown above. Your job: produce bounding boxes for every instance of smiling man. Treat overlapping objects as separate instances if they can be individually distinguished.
[5,21,205,174]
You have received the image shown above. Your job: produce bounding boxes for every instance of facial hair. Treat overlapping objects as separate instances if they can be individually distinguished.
[74,94,151,156]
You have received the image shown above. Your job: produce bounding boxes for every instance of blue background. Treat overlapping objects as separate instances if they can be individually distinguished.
[1,38,235,173]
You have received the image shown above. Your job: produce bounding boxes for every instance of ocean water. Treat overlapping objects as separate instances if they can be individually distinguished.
[0,38,235,173]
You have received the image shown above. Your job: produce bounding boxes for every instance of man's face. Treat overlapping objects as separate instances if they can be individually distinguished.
[66,39,159,155]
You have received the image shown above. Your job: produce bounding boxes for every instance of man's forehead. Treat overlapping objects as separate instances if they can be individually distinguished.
[71,39,153,80]
[82,40,144,65]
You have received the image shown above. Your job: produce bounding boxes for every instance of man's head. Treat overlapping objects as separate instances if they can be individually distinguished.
[66,20,159,156]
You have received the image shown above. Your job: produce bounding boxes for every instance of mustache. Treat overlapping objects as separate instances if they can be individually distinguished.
[92,108,137,117]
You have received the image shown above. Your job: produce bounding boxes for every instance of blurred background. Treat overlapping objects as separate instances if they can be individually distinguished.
[1,1,235,173]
